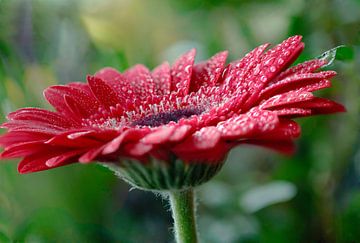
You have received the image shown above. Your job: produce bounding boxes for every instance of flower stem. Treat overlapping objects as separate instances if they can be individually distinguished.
[168,188,198,243]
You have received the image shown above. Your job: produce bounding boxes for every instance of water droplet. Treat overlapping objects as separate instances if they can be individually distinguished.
[316,45,345,67]
[260,76,268,82]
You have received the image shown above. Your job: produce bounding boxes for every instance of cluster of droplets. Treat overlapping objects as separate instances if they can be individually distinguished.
[80,36,313,131]
[80,84,229,129]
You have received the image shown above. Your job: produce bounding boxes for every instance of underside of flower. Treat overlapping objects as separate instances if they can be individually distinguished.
[0,36,345,189]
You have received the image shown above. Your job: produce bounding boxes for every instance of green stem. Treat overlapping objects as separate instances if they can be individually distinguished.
[168,188,198,243]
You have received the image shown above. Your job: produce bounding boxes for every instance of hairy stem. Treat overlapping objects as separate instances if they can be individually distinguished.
[168,188,198,243]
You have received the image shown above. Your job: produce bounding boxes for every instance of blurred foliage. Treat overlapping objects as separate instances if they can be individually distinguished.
[0,0,359,242]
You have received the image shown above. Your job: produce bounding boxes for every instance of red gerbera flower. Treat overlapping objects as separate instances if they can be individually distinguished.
[0,36,344,189]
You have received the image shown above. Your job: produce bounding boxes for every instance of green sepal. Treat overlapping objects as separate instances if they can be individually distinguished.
[101,158,224,191]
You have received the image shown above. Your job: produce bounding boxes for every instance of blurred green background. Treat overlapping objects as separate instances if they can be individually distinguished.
[0,0,359,242]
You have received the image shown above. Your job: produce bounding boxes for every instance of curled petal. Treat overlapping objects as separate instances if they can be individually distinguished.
[276,59,327,81]
[190,51,228,92]
[44,85,100,118]
[260,91,314,110]
[152,62,171,95]
[260,71,335,100]
[87,76,122,108]
[171,49,196,95]
[124,64,155,98]
[173,127,221,152]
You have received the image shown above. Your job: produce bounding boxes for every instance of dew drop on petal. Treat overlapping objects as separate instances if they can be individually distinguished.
[316,45,345,67]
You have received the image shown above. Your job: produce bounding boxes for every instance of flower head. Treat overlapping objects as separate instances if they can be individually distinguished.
[0,36,344,189]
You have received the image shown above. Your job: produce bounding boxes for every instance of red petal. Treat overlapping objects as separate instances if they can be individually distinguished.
[190,51,228,92]
[1,120,66,134]
[217,109,279,139]
[18,149,73,174]
[95,67,123,84]
[124,64,155,98]
[1,141,46,158]
[78,146,105,163]
[243,36,304,108]
[44,133,102,148]
[18,155,50,174]
[152,62,171,95]
[141,126,176,144]
[260,71,335,100]
[87,76,122,108]
[252,120,300,140]
[170,49,196,95]
[7,108,76,128]
[0,131,50,146]
[274,108,312,118]
[45,149,86,167]
[168,125,193,142]
[95,67,136,109]
[44,85,101,118]
[297,97,346,114]
[220,43,270,90]
[173,126,221,151]
[173,141,232,163]
[102,128,150,154]
[244,140,296,155]
[124,142,153,156]
[276,59,327,81]
[260,91,314,110]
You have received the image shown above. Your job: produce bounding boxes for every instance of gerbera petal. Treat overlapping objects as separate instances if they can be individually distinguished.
[276,59,327,81]
[1,141,46,158]
[94,67,123,84]
[0,131,50,146]
[44,85,101,118]
[170,49,196,95]
[152,62,171,95]
[217,109,279,139]
[87,75,122,108]
[7,108,76,128]
[124,64,155,97]
[124,142,153,157]
[1,120,67,134]
[252,120,300,140]
[244,140,296,155]
[260,71,336,100]
[173,126,221,151]
[296,97,346,115]
[18,155,51,174]
[18,148,75,174]
[45,149,86,167]
[260,91,314,110]
[94,67,131,110]
[190,51,228,92]
[274,108,312,118]
[78,146,106,163]
[44,133,102,148]
[102,128,150,155]
[141,126,176,144]
[243,36,304,108]
[220,43,270,90]
[173,141,232,163]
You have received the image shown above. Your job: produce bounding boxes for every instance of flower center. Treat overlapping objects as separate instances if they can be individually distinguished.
[131,107,204,127]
